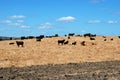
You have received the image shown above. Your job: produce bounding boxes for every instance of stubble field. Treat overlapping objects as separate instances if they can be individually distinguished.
[0,36,120,67]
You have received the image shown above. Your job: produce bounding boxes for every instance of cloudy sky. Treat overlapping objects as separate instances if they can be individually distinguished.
[0,0,120,37]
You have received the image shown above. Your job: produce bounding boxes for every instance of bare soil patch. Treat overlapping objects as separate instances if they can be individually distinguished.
[0,61,120,80]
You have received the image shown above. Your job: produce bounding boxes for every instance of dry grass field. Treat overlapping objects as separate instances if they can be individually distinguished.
[0,36,120,67]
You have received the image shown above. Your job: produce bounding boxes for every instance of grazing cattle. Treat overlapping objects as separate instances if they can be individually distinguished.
[16,41,24,47]
[90,37,95,40]
[102,36,106,38]
[64,41,69,45]
[92,42,96,45]
[68,36,70,39]
[36,38,41,41]
[110,38,113,41]
[72,41,77,45]
[81,41,86,46]
[104,39,107,41]
[84,33,91,37]
[58,39,65,45]
[36,35,44,42]
[9,42,14,45]
[118,36,120,38]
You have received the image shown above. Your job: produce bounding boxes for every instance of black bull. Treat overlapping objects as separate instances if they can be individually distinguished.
[58,39,65,45]
[16,41,24,47]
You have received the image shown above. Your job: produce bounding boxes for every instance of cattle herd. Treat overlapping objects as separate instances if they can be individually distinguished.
[7,33,120,47]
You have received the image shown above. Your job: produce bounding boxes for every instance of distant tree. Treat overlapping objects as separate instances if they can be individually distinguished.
[36,35,44,39]
[27,36,35,39]
[75,34,82,37]
[65,35,67,37]
[118,36,120,38]
[54,34,59,37]
[9,37,13,40]
[84,33,96,37]
[68,33,75,36]
[21,36,26,40]
[0,39,3,41]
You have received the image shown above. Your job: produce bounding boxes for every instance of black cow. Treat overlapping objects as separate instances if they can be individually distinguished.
[72,41,77,45]
[64,41,69,45]
[102,36,106,38]
[58,39,65,45]
[104,39,107,41]
[16,41,24,47]
[90,37,95,40]
[92,42,96,45]
[110,38,113,41]
[118,36,120,38]
[84,33,91,37]
[36,38,41,42]
[68,36,70,39]
[36,35,44,42]
[9,42,14,45]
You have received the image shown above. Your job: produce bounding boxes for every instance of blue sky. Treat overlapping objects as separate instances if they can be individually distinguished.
[0,0,120,37]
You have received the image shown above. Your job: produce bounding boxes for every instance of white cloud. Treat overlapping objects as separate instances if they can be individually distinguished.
[20,25,30,28]
[81,30,86,33]
[9,23,30,28]
[2,20,12,24]
[10,23,21,26]
[1,15,31,28]
[91,0,100,3]
[16,20,24,23]
[2,20,21,26]
[9,15,25,19]
[88,20,101,24]
[1,20,30,28]
[38,22,52,29]
[57,16,76,22]
[112,11,120,15]
[107,20,120,24]
[90,0,106,3]
[100,7,108,11]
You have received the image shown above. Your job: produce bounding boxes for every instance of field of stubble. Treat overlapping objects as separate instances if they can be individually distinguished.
[0,36,120,80]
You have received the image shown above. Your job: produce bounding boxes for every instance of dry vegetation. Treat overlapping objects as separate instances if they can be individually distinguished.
[0,36,120,67]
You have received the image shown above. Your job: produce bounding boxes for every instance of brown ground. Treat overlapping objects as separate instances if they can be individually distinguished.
[0,61,120,80]
[0,36,120,67]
